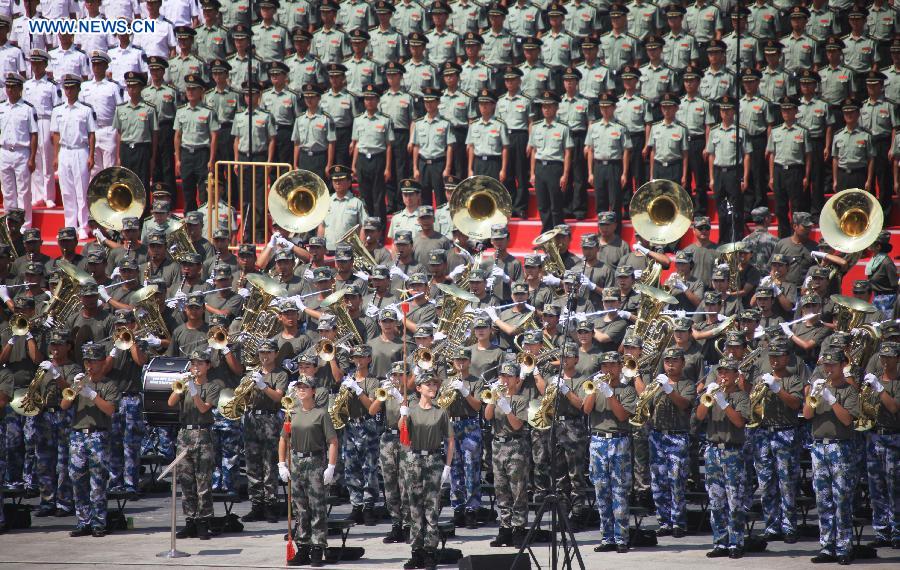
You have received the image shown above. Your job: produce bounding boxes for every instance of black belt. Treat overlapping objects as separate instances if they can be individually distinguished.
[655,159,680,168]
[385,428,399,435]
[475,154,501,161]
[839,166,866,174]
[410,448,442,456]
[688,134,704,141]
[360,151,385,159]
[494,435,523,443]
[160,120,174,127]
[277,124,293,130]
[238,151,266,160]
[775,163,804,170]
[125,141,151,149]
[556,414,578,422]
[872,136,890,143]
[714,165,738,171]
[220,121,233,129]
[709,442,743,450]
[628,131,644,137]
[299,149,327,157]
[183,424,211,430]
[814,438,852,444]
[294,450,323,458]
[180,146,208,154]
[592,430,628,438]
[122,392,141,397]
[655,429,688,435]
[537,159,563,166]
[508,129,528,134]
[250,409,278,415]
[593,158,620,165]
[75,427,105,434]
[347,417,368,424]
[760,425,796,432]
[422,157,445,164]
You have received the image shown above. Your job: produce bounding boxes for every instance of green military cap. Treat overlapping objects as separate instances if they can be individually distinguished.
[800,293,822,305]
[390,361,409,375]
[373,0,393,13]
[673,317,693,331]
[615,265,635,278]
[644,34,664,49]
[58,226,77,240]
[852,280,871,293]
[82,343,106,360]
[190,348,212,361]
[14,296,35,309]
[523,253,542,266]
[241,80,263,95]
[124,71,147,86]
[378,308,399,321]
[400,178,422,193]
[421,86,442,100]
[414,323,435,338]
[597,92,618,106]
[343,283,364,297]
[717,358,739,370]
[789,5,810,18]
[417,205,435,218]
[114,309,135,325]
[48,330,70,345]
[724,331,744,346]
[462,31,484,45]
[237,243,256,256]
[538,90,560,104]
[476,88,497,103]
[810,266,830,279]
[704,290,722,304]
[608,3,627,16]
[87,250,107,264]
[840,97,861,112]
[707,39,726,53]
[682,65,701,80]
[819,349,845,364]
[598,211,617,224]
[278,299,300,313]
[349,28,370,42]
[491,223,509,239]
[312,266,334,281]
[738,308,761,321]
[693,216,711,229]
[407,272,428,285]
[659,92,679,106]
[22,228,40,242]
[431,1,452,14]
[184,73,206,89]
[415,372,438,385]
[600,351,623,363]
[500,361,520,376]
[581,233,599,248]
[297,351,318,365]
[174,25,196,38]
[740,67,761,81]
[212,266,233,280]
[674,250,692,264]
[441,61,462,76]
[575,319,592,332]
[755,286,774,298]
[450,347,470,360]
[711,267,728,280]
[878,343,899,358]
[185,293,204,307]
[522,329,543,344]
[258,338,279,352]
[542,304,561,316]
[620,65,640,80]
[274,249,293,262]
[146,55,169,69]
[181,252,203,265]
[473,315,491,328]
[769,253,789,265]
[408,31,428,46]
[511,281,528,294]
[394,230,414,245]
[602,287,620,301]
[468,268,487,282]
[767,340,790,356]
[427,249,447,264]
[317,316,337,331]
[334,244,353,261]
[718,95,737,109]
[663,346,685,359]
[80,280,99,296]
[562,270,579,285]
[350,344,372,357]
[623,335,643,348]
[369,265,389,280]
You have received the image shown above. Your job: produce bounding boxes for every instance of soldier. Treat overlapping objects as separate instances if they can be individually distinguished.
[640,35,676,119]
[485,361,529,548]
[831,97,873,193]
[558,67,593,220]
[394,0,429,36]
[759,41,794,104]
[647,93,688,185]
[482,4,514,70]
[426,2,461,67]
[675,66,713,212]
[601,4,639,85]
[369,1,405,66]
[795,70,833,218]
[352,84,394,221]
[723,9,760,73]
[529,90,573,232]
[466,88,508,181]
[860,71,895,214]
[404,32,438,107]
[168,27,208,100]
[379,61,414,212]
[23,49,59,210]
[286,29,324,92]
[338,0,375,31]
[459,33,492,93]
[739,68,775,211]
[699,40,734,101]
[767,96,812,238]
[519,37,552,100]
[226,25,262,90]
[508,0,544,53]
[231,79,275,243]
[175,74,219,214]
[742,207,777,275]
[60,343,118,537]
[496,66,531,218]
[204,59,240,187]
[168,349,221,540]
[412,86,453,207]
[80,50,122,178]
[320,63,357,170]
[662,6,698,72]
[194,0,232,62]
[782,7,819,74]
[843,6,879,89]
[113,72,157,194]
[279,374,339,567]
[291,84,335,180]
[47,33,89,83]
[339,345,380,524]
[0,72,37,229]
[575,34,613,103]
[344,29,379,100]
[587,93,631,220]
[143,57,178,202]
[51,74,95,238]
[436,64,473,180]
[885,39,900,103]
[311,0,350,65]
[684,0,723,65]
[253,0,291,66]
[450,0,485,34]
[260,61,300,166]
[866,232,897,318]
[706,95,750,242]
[616,66,651,215]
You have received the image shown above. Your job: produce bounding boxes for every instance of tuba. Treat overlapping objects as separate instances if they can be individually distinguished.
[532,229,566,280]
[435,372,459,409]
[338,224,378,275]
[268,169,331,234]
[227,274,288,367]
[88,167,146,231]
[528,380,559,431]
[831,295,880,368]
[632,283,678,371]
[454,250,496,291]
[131,285,170,340]
[631,180,694,288]
[449,175,512,240]
[11,368,47,416]
[221,369,261,420]
[819,188,884,255]
[320,289,364,347]
[435,283,480,353]
[44,260,93,327]
[716,242,744,294]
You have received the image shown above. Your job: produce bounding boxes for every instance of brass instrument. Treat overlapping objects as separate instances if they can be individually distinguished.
[831,295,880,368]
[701,384,724,408]
[716,242,743,294]
[819,188,884,255]
[435,283,480,352]
[629,382,662,427]
[375,380,396,403]
[455,250,496,291]
[113,327,134,351]
[712,315,740,358]
[527,382,558,430]
[480,383,507,405]
[281,384,297,413]
[413,347,434,370]
[855,382,880,432]
[10,312,30,336]
[11,368,47,416]
[171,372,195,395]
[631,180,694,287]
[221,369,263,420]
[532,229,566,280]
[746,380,770,428]
[227,274,288,367]
[45,260,93,327]
[806,381,827,408]
[328,385,353,430]
[0,213,19,258]
[338,224,378,274]
[88,167,146,231]
[208,325,228,350]
[435,374,460,409]
[740,345,763,373]
[131,285,171,340]
[166,219,199,264]
[62,375,86,401]
[623,354,640,378]
[320,289,364,347]
[632,283,677,372]
[268,169,331,234]
[316,338,338,362]
[449,175,512,240]
[582,372,610,397]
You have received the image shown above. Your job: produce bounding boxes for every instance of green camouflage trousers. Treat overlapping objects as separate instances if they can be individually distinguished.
[379,430,408,526]
[290,453,329,547]
[243,413,282,506]
[178,428,215,520]
[494,437,529,528]
[403,451,444,550]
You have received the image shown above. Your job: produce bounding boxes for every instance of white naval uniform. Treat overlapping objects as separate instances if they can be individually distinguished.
[75,16,116,58]
[47,46,91,82]
[11,17,51,77]
[108,45,149,87]
[23,75,61,206]
[0,98,38,227]
[101,0,141,21]
[0,42,27,101]
[50,100,96,231]
[132,16,176,59]
[160,0,201,27]
[79,78,123,177]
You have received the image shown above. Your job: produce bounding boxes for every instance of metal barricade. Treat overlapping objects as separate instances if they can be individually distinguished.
[208,160,293,245]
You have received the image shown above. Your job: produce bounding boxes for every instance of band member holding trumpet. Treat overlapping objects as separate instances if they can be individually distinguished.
[279,374,339,567]
[399,371,455,570]
[803,350,860,565]
[443,347,484,529]
[696,358,751,559]
[60,343,119,537]
[864,344,899,549]
[168,349,222,540]
[341,345,379,525]
[782,293,830,366]
[583,351,637,553]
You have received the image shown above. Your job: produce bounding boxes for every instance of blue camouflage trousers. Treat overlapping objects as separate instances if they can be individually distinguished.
[23,415,35,487]
[3,413,24,484]
[741,428,759,513]
[69,430,110,530]
[589,434,632,546]
[449,418,482,512]
[342,417,380,507]
[812,440,855,556]
[243,412,282,506]
[705,444,746,549]
[754,427,799,535]
[866,432,899,542]
[212,409,242,493]
[379,430,408,525]
[649,431,689,530]
[872,294,896,320]
[34,408,73,511]
[141,425,176,461]
[0,417,5,524]
[109,395,144,492]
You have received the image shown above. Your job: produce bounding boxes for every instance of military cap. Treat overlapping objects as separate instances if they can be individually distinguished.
[414,323,435,337]
[325,63,347,76]
[602,287,620,301]
[769,253,790,265]
[560,340,579,357]
[490,224,509,239]
[787,5,810,19]
[865,70,887,84]
[644,34,664,49]
[181,252,203,265]
[90,50,112,63]
[598,211,617,224]
[559,66,582,81]
[184,292,204,307]
[324,164,350,180]
[488,2,508,15]
[766,340,790,356]
[80,280,99,296]
[421,86,442,100]
[739,308,761,321]
[388,361,409,378]
[674,250,693,264]
[545,2,566,16]
[522,329,544,344]
[416,205,435,218]
[237,243,256,257]
[718,94,736,109]
[883,324,900,337]
[730,6,750,17]
[211,228,230,241]
[473,315,491,328]
[307,266,332,282]
[819,349,846,364]
[620,65,640,79]
[476,88,497,103]
[682,65,701,80]
[189,348,212,361]
[608,3,628,16]
[441,61,462,76]
[241,79,263,94]
[847,4,867,18]
[511,281,528,294]
[373,0,394,13]
[2,72,21,88]
[317,316,337,331]
[424,248,446,266]
[717,357,740,370]
[394,230,414,245]
[87,250,107,264]
[183,73,206,89]
[500,361,520,376]
[360,83,383,98]
[362,217,383,231]
[615,264,635,278]
[664,346,685,359]
[673,317,693,331]
[20,228,40,243]
[797,70,820,84]
[146,232,166,246]
[665,4,686,16]
[810,266,830,279]
[29,49,50,63]
[349,28,370,42]
[740,67,761,81]
[462,32,484,45]
[538,90,560,104]
[792,211,814,226]
[378,308,399,321]
[522,36,542,49]
[597,351,621,363]
[878,343,899,358]
[57,226,76,240]
[761,40,784,55]
[146,55,169,69]
[722,331,743,346]
[575,319,593,332]
[258,338,279,352]
[469,268,488,283]
[48,330,70,345]
[291,27,312,42]
[267,61,289,76]
[82,343,106,360]
[350,344,372,357]
[61,74,82,87]
[307,236,326,249]
[852,280,871,292]
[581,233,599,248]
[801,293,822,305]
[524,253,542,266]
[542,304,561,316]
[622,334,642,348]
[14,295,34,309]
[755,285,775,298]
[711,267,728,280]
[211,265,233,280]
[407,272,428,285]
[597,92,618,106]
[659,92,680,106]
[201,0,222,10]
[296,351,318,365]
[333,245,353,262]
[442,345,469,361]
[116,216,140,232]
[562,270,579,284]
[400,178,422,192]
[150,199,170,213]
[174,25,196,38]
[408,31,428,46]
[431,1,452,14]
[502,65,523,79]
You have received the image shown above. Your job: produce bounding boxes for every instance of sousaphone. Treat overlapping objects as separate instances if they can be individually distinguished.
[268,169,331,234]
[88,166,146,230]
[449,175,512,240]
[630,179,694,245]
[819,189,884,254]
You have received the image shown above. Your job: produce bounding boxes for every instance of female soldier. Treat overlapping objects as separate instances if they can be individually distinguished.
[168,349,222,541]
[278,374,339,567]
[399,371,454,570]
[468,315,504,383]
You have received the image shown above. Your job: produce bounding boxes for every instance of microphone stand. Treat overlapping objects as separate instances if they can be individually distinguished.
[512,261,586,570]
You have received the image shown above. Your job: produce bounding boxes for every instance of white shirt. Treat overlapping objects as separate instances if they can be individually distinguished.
[50,100,97,147]
[0,0,23,19]
[160,0,201,27]
[102,0,141,21]
[0,99,38,148]
[11,16,51,72]
[133,16,176,59]
[23,76,61,119]
[0,43,26,101]
[48,46,90,81]
[79,78,123,127]
[76,16,116,57]
[38,0,78,19]
[108,45,148,86]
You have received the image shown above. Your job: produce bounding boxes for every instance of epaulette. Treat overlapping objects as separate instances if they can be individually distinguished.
[674,119,689,130]
[459,89,473,98]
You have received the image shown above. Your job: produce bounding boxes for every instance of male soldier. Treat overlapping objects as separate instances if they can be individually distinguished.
[843,6,879,89]
[508,0,543,54]
[723,8,760,72]
[311,0,350,65]
[168,27,208,100]
[482,3,514,70]
[684,0,723,64]
[143,57,178,199]
[587,94,631,221]
[438,63,473,180]
[601,4,639,85]
[0,72,37,229]
[496,66,531,217]
[760,41,794,103]
[662,6,699,72]
[558,67,593,220]
[23,49,58,210]
[706,95,750,242]
[639,35,676,119]
[520,37,553,100]
[742,207,777,274]
[47,33,90,83]
[796,70,834,218]
[260,61,300,167]
[404,32,438,105]
[286,29,325,92]
[292,83,335,180]
[204,60,240,182]
[647,93,688,185]
[226,25,262,89]
[466,88,508,181]
[51,74,95,238]
[175,74,219,214]
[252,0,291,66]
[344,29,380,100]
[379,62,414,212]
[318,165,368,251]
[459,33,492,94]
[677,66,715,212]
[80,50,122,178]
[739,68,775,211]
[114,72,157,193]
[231,79,275,243]
[320,63,357,169]
[195,0,232,62]
[831,97,873,193]
[425,2,460,67]
[60,343,118,537]
[134,0,176,59]
[819,37,855,124]
[412,86,453,207]
[352,84,394,221]
[369,1,405,66]
[699,40,734,101]
[782,6,819,74]
[529,90,573,233]
[767,96,812,238]
[860,71,895,213]
[339,0,375,31]
[616,66,651,216]
[575,34,613,104]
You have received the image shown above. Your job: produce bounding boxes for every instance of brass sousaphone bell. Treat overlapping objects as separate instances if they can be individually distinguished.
[449,175,512,240]
[630,179,694,245]
[268,169,331,234]
[88,167,147,230]
[819,189,884,254]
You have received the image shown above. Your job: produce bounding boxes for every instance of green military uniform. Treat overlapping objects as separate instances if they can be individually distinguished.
[311,27,350,65]
[797,90,833,217]
[320,88,357,168]
[352,109,395,221]
[232,106,275,241]
[466,115,508,180]
[378,88,415,211]
[438,86,475,178]
[368,26,405,66]
[706,120,751,241]
[760,65,795,102]
[648,118,688,183]
[291,110,335,180]
[496,90,532,215]
[194,24,233,62]
[174,378,222,528]
[586,115,631,216]
[782,33,819,74]
[344,55,380,98]
[387,207,420,241]
[860,93,896,211]
[529,114,573,231]
[143,81,178,200]
[251,21,291,64]
[113,97,158,191]
[413,112,456,206]
[227,54,262,89]
[831,125,872,191]
[739,92,775,210]
[600,31,638,75]
[459,60,492,93]
[204,85,243,179]
[169,55,209,103]
[175,102,220,212]
[425,28,461,66]
[287,53,326,92]
[663,30,699,72]
[260,85,301,165]
[767,120,811,236]
[818,64,855,105]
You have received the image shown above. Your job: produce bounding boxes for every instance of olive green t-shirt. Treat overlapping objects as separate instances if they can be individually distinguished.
[650,378,697,431]
[759,372,804,427]
[556,373,586,418]
[347,376,378,419]
[247,370,290,412]
[407,403,452,450]
[874,378,899,430]
[71,377,119,430]
[177,379,223,426]
[39,362,83,408]
[285,405,338,452]
[705,389,751,445]
[583,380,637,433]
[470,346,504,383]
[490,393,529,437]
[442,373,484,419]
[809,382,860,440]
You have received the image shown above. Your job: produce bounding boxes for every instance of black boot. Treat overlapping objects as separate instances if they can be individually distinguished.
[349,505,364,524]
[465,510,479,529]
[265,503,279,523]
[512,526,527,547]
[288,545,311,566]
[422,548,437,570]
[383,524,404,543]
[241,505,265,523]
[310,545,324,568]
[403,548,424,569]
[176,519,196,538]
[490,527,512,547]
[363,505,377,526]
[453,508,465,527]
[196,519,211,540]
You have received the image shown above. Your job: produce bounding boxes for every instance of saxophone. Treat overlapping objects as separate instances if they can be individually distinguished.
[629,382,662,428]
[328,385,352,430]
[12,368,47,416]
[854,382,880,432]
[527,380,559,431]
[745,380,770,428]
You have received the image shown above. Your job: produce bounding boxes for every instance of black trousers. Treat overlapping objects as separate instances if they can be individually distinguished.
[534,159,564,233]
[505,130,530,216]
[119,141,152,201]
[472,154,502,180]
[808,138,826,218]
[297,150,328,182]
[566,130,589,219]
[873,137,893,213]
[744,133,768,212]
[686,135,709,211]
[450,126,468,180]
[180,146,210,213]
[653,159,683,185]
[358,151,387,221]
[836,166,868,193]
[334,126,352,168]
[593,159,624,219]
[214,122,235,204]
[714,165,744,242]
[154,120,177,196]
[274,124,293,165]
[419,156,447,207]
[388,130,411,212]
[624,132,646,215]
[238,151,268,243]
[773,164,806,238]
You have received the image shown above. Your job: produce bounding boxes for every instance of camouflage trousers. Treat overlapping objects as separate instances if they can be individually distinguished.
[243,412,282,506]
[754,427,799,535]
[811,440,855,556]
[493,437,529,528]
[872,294,896,321]
[741,428,759,513]
[290,453,329,547]
[3,413,23,484]
[68,430,110,530]
[23,415,35,487]
[178,428,215,520]
[33,408,73,511]
[342,417,380,507]
[649,431,689,530]
[631,424,650,492]
[705,444,746,549]
[0,417,5,524]
[379,429,408,525]
[109,395,143,492]
[141,425,176,461]
[554,420,589,516]
[589,434,632,546]
[530,427,552,498]
[212,409,242,493]
[404,451,444,550]
[865,432,899,542]
[449,418,482,512]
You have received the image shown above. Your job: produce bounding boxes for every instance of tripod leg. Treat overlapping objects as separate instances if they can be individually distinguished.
[513,498,549,570]
[552,498,586,570]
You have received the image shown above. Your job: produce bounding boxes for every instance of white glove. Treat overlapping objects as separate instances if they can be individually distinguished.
[811,251,827,260]
[98,285,111,302]
[491,265,507,281]
[519,367,528,379]
[289,295,306,310]
[96,299,104,308]
[80,385,98,400]
[353,270,370,282]
[821,387,837,407]
[221,345,231,355]
[144,334,162,348]
[633,243,650,255]
[495,396,512,415]
[485,306,499,322]
[717,263,729,271]
[390,388,403,403]
[523,303,535,312]
[759,275,772,287]
[441,465,451,485]
[579,274,597,291]
[92,229,105,242]
[7,337,14,345]
[705,381,720,394]
[0,285,10,303]
[365,304,380,318]
[276,236,294,250]
[342,377,363,396]
[761,373,781,393]
[555,377,570,395]
[864,373,885,393]
[252,371,267,390]
[617,310,632,320]
[304,268,314,280]
[73,372,86,383]
[448,264,466,279]
[714,390,729,410]
[780,322,794,338]
[542,274,561,287]
[811,378,826,390]
[237,288,250,299]
[40,360,61,379]
[634,270,643,279]
[278,461,290,482]
[753,326,766,339]
[400,405,409,416]
[323,464,336,485]
[673,279,688,292]
[449,379,469,397]
[110,267,121,279]
[595,376,613,398]
[656,374,673,394]
[485,276,496,290]
[389,266,408,280]
[716,314,726,322]
[188,379,199,397]
[772,284,783,297]
[433,331,446,341]
[802,275,812,290]
[268,232,281,249]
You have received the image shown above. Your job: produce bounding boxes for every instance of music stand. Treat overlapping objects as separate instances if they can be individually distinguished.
[157,448,191,559]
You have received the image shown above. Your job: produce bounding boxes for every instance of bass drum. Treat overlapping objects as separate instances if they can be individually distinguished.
[142,356,190,426]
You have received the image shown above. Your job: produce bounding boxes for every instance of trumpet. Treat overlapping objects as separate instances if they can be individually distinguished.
[623,354,640,378]
[414,347,434,370]
[11,312,30,336]
[208,325,228,350]
[480,383,507,405]
[62,376,86,401]
[517,352,536,374]
[375,386,391,402]
[114,327,134,351]
[583,372,612,396]
[172,373,196,394]
[806,381,827,408]
[700,385,724,407]
[281,394,296,413]
[316,338,337,361]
